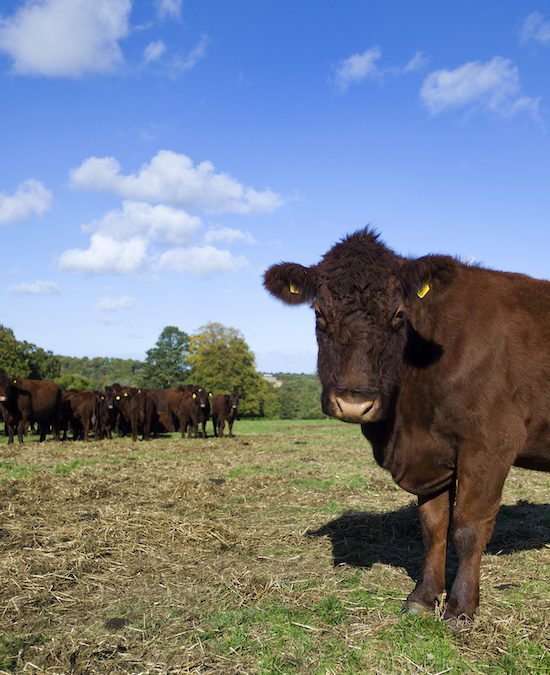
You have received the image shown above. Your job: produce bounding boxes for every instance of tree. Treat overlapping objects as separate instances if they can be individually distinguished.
[140,326,190,388]
[187,322,264,416]
[21,343,61,380]
[276,374,324,419]
[55,373,92,390]
[0,325,30,377]
[57,355,146,389]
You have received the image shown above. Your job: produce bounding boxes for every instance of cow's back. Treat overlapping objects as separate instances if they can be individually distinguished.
[16,379,62,418]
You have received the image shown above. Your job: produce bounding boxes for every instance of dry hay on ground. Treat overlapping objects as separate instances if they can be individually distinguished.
[0,429,549,673]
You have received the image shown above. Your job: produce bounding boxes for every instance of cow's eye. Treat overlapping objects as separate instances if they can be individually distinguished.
[391,305,406,330]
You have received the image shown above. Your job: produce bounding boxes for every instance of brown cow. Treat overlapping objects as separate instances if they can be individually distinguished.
[176,387,210,438]
[96,388,117,439]
[112,387,157,441]
[212,392,240,438]
[61,389,97,441]
[264,228,550,621]
[0,376,63,443]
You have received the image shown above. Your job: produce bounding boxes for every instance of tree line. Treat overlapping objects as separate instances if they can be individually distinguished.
[0,323,324,419]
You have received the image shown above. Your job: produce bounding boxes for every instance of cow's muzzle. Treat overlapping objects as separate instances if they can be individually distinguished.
[326,389,383,424]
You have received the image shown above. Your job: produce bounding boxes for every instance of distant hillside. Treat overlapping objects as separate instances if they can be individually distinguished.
[57,355,146,390]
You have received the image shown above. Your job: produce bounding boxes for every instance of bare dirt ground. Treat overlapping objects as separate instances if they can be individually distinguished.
[1,422,549,673]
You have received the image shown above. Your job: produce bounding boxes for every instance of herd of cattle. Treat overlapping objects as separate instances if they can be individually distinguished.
[0,375,241,443]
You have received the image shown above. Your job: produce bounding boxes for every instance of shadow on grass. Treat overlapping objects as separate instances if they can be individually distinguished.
[308,500,550,582]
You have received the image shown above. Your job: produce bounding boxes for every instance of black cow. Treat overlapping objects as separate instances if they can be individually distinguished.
[264,228,550,620]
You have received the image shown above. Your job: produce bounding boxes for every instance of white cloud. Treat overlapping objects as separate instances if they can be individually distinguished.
[331,47,428,90]
[332,47,382,90]
[170,35,209,74]
[521,11,550,45]
[403,51,428,73]
[204,227,256,245]
[58,200,249,277]
[157,0,182,20]
[58,234,148,275]
[0,179,52,224]
[144,40,166,64]
[70,150,284,214]
[159,246,247,275]
[420,56,540,119]
[8,280,60,295]
[96,295,135,312]
[0,0,131,77]
[83,200,202,246]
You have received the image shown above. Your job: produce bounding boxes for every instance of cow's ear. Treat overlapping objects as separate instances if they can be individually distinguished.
[400,255,458,301]
[263,263,317,305]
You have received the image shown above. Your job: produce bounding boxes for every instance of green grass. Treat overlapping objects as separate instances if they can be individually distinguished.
[0,459,41,480]
[0,634,45,673]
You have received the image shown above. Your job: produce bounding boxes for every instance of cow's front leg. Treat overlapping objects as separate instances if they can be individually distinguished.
[444,463,510,620]
[405,487,452,614]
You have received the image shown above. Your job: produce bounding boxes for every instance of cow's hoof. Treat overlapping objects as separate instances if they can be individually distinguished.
[401,600,432,616]
[443,611,475,628]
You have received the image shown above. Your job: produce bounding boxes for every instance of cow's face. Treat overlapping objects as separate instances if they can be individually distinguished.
[195,387,209,408]
[0,375,8,402]
[228,392,240,409]
[264,230,444,424]
[312,270,407,423]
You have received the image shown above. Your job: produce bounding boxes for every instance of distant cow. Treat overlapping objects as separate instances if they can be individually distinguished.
[61,389,97,441]
[0,399,16,444]
[112,387,157,442]
[176,387,210,438]
[212,392,241,438]
[0,376,62,443]
[96,389,117,439]
[264,228,550,620]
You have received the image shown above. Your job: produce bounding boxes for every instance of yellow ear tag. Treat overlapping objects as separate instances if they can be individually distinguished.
[116,396,120,400]
[289,283,300,295]
[192,393,197,399]
[13,379,16,383]
[417,281,431,299]
[124,392,128,397]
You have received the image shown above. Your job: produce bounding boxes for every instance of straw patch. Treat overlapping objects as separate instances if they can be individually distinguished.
[1,424,549,673]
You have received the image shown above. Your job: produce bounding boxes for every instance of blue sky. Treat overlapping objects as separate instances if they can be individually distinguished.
[1,1,549,374]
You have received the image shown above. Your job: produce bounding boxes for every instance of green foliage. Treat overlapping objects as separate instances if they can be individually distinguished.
[140,326,190,388]
[261,382,281,418]
[187,322,265,416]
[22,343,61,380]
[276,374,324,419]
[0,325,31,377]
[54,373,92,390]
[57,355,146,389]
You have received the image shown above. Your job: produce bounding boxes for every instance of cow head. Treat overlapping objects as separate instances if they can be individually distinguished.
[228,392,241,410]
[195,387,210,408]
[264,229,455,424]
[0,375,9,402]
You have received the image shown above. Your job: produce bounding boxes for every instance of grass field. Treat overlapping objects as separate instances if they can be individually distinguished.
[1,419,549,674]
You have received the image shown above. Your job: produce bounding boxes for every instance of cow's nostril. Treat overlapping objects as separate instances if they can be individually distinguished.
[329,389,382,423]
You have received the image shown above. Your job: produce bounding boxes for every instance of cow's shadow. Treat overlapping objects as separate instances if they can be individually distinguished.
[307,500,550,582]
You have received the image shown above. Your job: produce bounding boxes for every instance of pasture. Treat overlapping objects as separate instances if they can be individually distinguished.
[1,420,549,674]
